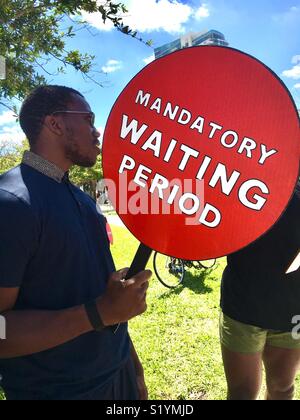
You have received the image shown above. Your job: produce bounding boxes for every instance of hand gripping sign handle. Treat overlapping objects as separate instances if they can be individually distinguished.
[112,243,152,334]
[124,243,153,280]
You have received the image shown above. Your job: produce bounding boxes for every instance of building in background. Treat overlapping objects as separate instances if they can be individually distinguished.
[154,29,229,60]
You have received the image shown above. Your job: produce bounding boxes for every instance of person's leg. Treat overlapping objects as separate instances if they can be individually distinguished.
[222,346,263,400]
[220,313,266,400]
[263,338,300,400]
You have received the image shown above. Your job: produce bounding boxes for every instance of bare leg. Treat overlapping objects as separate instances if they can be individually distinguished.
[263,345,300,400]
[221,345,263,400]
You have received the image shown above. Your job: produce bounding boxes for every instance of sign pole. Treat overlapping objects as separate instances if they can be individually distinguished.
[125,243,153,280]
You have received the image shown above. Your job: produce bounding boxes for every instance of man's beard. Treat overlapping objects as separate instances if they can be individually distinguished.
[65,132,96,168]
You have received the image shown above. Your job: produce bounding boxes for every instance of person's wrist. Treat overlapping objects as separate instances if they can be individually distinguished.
[84,300,105,331]
[96,296,114,327]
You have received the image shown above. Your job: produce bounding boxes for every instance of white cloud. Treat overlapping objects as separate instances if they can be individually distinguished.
[282,55,300,80]
[97,126,104,145]
[83,0,201,34]
[0,111,17,126]
[0,125,24,145]
[143,54,155,65]
[194,3,210,20]
[294,83,300,89]
[123,0,192,33]
[292,55,300,64]
[81,10,114,31]
[101,59,123,73]
[273,5,300,24]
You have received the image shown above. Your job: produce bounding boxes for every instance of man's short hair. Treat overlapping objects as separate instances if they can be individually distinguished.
[19,85,84,146]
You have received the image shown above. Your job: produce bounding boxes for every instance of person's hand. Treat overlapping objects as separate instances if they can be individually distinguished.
[96,268,152,326]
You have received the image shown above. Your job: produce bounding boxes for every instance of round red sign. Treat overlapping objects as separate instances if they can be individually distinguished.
[102,46,300,260]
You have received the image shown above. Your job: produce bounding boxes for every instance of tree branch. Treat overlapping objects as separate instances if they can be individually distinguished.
[0,101,16,113]
[34,59,58,76]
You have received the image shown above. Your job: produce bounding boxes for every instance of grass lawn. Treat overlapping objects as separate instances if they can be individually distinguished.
[111,224,300,400]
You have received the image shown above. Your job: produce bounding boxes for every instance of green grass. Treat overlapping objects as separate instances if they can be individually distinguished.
[111,225,300,400]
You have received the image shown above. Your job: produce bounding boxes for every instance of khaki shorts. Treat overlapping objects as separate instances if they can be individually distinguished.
[220,312,300,354]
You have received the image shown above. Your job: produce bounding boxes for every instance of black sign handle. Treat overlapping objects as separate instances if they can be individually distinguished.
[125,243,153,280]
[112,243,153,334]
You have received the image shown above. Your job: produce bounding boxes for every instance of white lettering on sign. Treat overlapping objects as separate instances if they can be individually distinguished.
[208,164,241,196]
[119,155,135,174]
[141,130,162,157]
[119,116,269,210]
[259,144,278,165]
[238,137,257,157]
[163,103,180,120]
[120,114,148,144]
[118,155,269,228]
[117,90,279,228]
[179,144,199,171]
[238,180,269,211]
[135,90,278,164]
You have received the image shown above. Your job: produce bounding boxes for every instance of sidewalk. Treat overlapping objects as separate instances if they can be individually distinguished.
[106,214,126,228]
[98,202,126,227]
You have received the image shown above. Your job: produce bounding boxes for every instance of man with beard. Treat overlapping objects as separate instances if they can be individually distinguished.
[0,86,151,400]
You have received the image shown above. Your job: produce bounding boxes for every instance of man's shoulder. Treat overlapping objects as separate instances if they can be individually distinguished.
[0,165,31,206]
[0,165,23,191]
[0,164,22,181]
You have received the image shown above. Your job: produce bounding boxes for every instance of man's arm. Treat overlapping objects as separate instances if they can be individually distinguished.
[0,291,91,359]
[0,269,151,359]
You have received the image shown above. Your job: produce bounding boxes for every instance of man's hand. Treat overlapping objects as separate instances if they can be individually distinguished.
[96,268,152,326]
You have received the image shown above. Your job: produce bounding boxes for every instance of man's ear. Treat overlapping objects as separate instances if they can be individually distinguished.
[44,115,64,136]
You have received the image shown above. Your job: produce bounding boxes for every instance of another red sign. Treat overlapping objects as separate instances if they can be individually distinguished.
[103,46,300,260]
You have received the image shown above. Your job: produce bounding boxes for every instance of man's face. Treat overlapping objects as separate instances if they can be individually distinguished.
[59,94,101,167]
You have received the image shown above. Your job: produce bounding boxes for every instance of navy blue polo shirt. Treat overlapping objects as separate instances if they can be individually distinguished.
[0,155,130,399]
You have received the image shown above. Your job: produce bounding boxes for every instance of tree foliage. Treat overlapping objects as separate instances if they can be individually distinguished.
[0,0,151,111]
[0,1,147,188]
[0,138,29,174]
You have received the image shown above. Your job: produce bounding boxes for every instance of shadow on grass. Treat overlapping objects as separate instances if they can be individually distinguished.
[157,267,216,298]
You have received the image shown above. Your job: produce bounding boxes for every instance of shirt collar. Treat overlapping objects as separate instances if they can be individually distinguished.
[22,151,68,183]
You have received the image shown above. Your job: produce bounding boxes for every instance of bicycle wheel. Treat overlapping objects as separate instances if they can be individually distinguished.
[196,259,217,269]
[153,252,185,289]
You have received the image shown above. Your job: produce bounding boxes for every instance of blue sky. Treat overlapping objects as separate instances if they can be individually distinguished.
[0,0,300,145]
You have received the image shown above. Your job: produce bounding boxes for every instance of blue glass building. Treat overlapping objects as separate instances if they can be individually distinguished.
[154,30,229,59]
